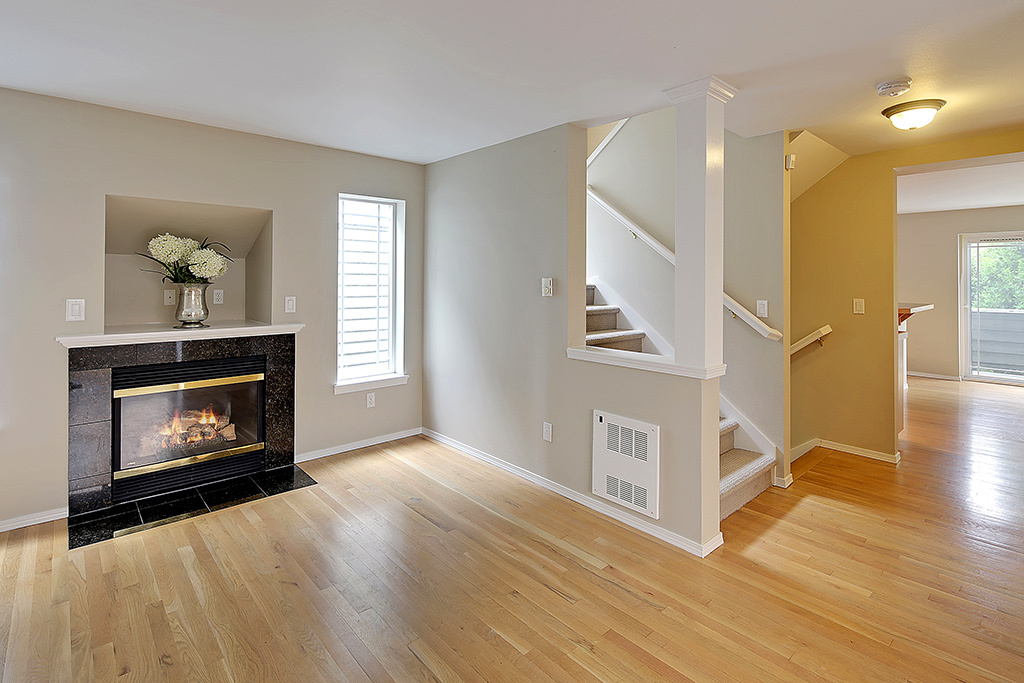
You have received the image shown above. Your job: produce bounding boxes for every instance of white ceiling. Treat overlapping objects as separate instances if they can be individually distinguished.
[2,0,1023,164]
[897,160,1024,214]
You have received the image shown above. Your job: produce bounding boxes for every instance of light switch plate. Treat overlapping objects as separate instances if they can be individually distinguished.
[65,299,86,321]
[756,299,769,318]
[853,298,865,315]
[541,277,553,297]
[284,296,296,314]
[212,289,224,305]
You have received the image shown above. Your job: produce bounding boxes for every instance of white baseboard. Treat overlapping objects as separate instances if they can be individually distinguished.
[296,428,424,463]
[422,429,720,558]
[907,371,961,382]
[0,507,68,534]
[819,439,900,464]
[791,437,900,464]
[773,472,794,488]
[791,439,820,461]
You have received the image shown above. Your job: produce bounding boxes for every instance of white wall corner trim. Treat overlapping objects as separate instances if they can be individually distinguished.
[0,507,68,534]
[663,76,738,104]
[907,371,962,382]
[422,429,720,558]
[295,428,424,463]
[567,346,726,379]
[818,439,901,464]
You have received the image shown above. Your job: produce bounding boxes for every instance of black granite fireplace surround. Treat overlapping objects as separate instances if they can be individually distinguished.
[67,334,295,517]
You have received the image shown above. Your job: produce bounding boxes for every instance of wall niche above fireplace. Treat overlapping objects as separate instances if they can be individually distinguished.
[104,195,274,327]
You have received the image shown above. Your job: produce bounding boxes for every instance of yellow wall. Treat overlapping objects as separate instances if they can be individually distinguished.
[791,128,1024,456]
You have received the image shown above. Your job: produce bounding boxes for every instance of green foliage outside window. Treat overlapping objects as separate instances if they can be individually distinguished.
[969,242,1024,310]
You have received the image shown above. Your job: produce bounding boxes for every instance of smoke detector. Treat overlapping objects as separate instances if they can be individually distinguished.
[876,78,912,98]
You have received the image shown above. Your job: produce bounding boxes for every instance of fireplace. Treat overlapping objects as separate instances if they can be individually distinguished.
[64,331,298,517]
[111,356,267,502]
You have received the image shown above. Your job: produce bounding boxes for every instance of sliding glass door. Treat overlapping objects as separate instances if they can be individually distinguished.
[961,232,1024,382]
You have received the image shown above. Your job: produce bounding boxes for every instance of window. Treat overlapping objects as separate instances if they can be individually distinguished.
[336,193,406,392]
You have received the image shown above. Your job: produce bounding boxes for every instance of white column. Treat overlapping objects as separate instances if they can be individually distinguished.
[665,76,736,550]
[664,76,736,376]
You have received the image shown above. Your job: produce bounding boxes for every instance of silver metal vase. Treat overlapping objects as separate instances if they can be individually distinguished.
[174,282,210,328]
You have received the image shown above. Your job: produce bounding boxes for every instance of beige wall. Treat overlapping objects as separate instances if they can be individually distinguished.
[586,108,676,250]
[0,87,424,523]
[424,124,708,546]
[104,254,248,325]
[723,131,788,454]
[898,204,1024,377]
[791,128,1024,455]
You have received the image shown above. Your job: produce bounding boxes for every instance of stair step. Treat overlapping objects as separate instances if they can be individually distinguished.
[586,329,645,353]
[719,448,775,521]
[586,283,596,306]
[586,305,620,332]
[719,417,739,455]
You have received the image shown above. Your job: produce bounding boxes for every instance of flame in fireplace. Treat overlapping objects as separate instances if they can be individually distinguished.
[157,405,233,449]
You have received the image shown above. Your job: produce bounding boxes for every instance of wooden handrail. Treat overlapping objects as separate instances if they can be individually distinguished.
[588,186,782,343]
[723,293,783,341]
[790,325,832,355]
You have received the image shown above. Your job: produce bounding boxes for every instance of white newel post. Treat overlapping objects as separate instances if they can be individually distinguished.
[665,76,736,549]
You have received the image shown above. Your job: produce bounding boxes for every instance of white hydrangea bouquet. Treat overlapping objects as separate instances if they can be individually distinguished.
[138,233,232,283]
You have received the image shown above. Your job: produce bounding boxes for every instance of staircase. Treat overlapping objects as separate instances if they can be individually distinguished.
[587,284,774,520]
[719,417,775,520]
[586,284,646,352]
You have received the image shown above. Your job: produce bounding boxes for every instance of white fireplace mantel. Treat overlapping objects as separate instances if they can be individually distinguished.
[56,319,304,348]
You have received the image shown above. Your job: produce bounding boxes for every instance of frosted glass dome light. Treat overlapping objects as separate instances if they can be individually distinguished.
[882,99,946,130]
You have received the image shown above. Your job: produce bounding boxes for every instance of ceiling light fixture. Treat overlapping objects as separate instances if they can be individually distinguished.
[882,99,946,130]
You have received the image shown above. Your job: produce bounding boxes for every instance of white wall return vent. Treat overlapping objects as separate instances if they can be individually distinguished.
[592,410,659,518]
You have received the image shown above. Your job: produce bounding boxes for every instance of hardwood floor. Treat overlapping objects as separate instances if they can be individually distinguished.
[2,378,1023,681]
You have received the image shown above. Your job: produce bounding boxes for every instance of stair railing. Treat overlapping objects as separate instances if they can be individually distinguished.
[723,294,783,341]
[790,324,832,354]
[587,186,782,343]
[587,186,675,265]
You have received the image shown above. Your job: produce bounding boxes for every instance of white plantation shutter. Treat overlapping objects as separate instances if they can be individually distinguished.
[338,197,396,381]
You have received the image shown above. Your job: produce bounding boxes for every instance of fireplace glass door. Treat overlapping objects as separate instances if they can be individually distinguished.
[114,370,264,477]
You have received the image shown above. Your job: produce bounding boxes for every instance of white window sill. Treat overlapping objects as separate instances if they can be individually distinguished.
[334,373,409,395]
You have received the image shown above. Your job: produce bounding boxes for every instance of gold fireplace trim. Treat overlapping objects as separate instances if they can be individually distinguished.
[113,442,265,480]
[113,373,265,399]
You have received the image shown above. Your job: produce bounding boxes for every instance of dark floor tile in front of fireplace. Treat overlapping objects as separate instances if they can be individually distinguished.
[251,465,317,496]
[67,466,318,549]
[198,476,266,511]
[68,503,144,550]
[138,489,210,529]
